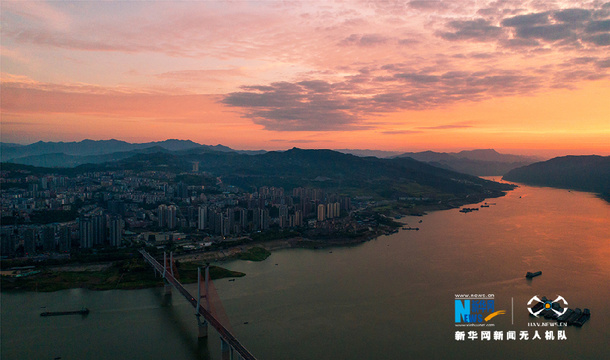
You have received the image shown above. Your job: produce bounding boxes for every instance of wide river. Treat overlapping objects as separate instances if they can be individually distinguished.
[2,180,609,360]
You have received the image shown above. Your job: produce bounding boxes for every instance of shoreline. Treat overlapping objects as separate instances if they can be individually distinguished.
[1,189,511,293]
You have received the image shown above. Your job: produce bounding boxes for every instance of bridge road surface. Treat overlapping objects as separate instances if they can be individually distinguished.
[139,250,257,360]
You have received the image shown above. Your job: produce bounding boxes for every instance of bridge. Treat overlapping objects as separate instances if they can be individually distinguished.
[139,249,257,360]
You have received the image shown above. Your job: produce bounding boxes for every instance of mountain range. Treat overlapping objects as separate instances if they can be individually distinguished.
[394,149,541,176]
[2,145,515,203]
[0,139,264,167]
[2,140,537,176]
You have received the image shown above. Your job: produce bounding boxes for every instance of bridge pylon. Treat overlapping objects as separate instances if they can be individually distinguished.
[197,264,211,338]
[163,252,172,295]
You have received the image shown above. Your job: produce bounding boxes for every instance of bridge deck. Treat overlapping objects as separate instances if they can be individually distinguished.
[139,250,257,360]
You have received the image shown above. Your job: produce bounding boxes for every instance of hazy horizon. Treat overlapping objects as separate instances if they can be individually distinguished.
[3,137,610,159]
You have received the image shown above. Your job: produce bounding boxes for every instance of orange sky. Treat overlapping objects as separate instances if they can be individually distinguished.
[1,1,609,156]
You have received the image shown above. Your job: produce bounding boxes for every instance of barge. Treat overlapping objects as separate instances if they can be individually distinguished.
[41,308,89,317]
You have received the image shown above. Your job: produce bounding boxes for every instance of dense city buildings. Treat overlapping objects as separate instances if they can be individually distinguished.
[1,167,360,258]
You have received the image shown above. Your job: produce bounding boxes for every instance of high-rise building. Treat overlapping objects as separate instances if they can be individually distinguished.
[109,216,124,247]
[158,204,167,227]
[326,202,340,219]
[259,208,269,230]
[42,226,55,251]
[198,205,208,230]
[92,214,106,246]
[317,204,326,221]
[58,226,71,252]
[79,216,93,248]
[222,214,231,236]
[23,228,37,255]
[1,229,17,258]
[290,210,303,227]
[167,205,177,229]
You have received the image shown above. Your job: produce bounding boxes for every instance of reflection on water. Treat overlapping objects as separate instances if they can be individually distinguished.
[2,182,609,360]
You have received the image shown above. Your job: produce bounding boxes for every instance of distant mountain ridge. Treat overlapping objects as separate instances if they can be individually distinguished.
[395,149,540,176]
[12,147,512,202]
[503,155,610,200]
[0,139,237,166]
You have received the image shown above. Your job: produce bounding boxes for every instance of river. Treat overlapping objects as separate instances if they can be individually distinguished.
[2,180,609,359]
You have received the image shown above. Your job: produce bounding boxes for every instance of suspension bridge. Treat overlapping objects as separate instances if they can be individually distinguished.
[139,249,257,360]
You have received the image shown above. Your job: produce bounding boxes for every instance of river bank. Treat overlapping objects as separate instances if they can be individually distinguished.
[1,186,512,293]
[0,258,245,292]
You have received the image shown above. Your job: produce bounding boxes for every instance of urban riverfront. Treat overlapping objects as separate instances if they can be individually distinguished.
[2,182,609,360]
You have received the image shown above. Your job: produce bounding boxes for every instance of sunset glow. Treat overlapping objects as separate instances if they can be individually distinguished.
[2,0,609,156]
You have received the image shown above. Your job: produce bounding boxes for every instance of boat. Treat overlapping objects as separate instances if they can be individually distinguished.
[557,308,574,322]
[481,204,490,207]
[566,308,582,325]
[572,308,590,327]
[525,271,542,278]
[40,308,89,317]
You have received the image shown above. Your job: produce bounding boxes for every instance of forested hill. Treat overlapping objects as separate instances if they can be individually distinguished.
[503,155,610,201]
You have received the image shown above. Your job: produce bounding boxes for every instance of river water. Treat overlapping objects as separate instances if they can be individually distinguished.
[2,180,609,360]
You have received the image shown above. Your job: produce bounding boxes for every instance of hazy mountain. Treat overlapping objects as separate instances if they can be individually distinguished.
[0,142,24,149]
[395,149,539,176]
[69,147,514,201]
[334,149,403,158]
[0,139,209,161]
[7,146,178,167]
[453,149,540,163]
[0,139,234,166]
[503,155,610,199]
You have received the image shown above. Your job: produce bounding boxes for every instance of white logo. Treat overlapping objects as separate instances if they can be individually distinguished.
[527,295,568,317]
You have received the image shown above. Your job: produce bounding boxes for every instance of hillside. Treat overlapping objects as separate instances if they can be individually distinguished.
[69,147,514,202]
[503,155,610,200]
[396,149,539,176]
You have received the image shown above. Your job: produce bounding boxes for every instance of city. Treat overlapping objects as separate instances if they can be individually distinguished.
[1,164,399,261]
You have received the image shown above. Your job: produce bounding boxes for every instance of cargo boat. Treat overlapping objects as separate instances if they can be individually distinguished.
[572,308,590,327]
[526,271,542,278]
[41,308,89,317]
[566,308,582,325]
[557,308,574,322]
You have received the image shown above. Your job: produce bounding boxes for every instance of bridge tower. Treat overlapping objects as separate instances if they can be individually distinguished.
[196,264,210,338]
[163,252,172,295]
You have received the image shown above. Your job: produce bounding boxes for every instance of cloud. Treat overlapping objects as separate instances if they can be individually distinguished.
[156,69,247,82]
[222,81,363,131]
[515,24,574,42]
[269,139,327,143]
[499,9,610,48]
[501,12,550,27]
[381,130,423,135]
[597,58,610,68]
[438,19,504,41]
[553,9,592,23]
[221,67,547,132]
[407,1,449,12]
[394,73,440,83]
[586,19,610,33]
[340,34,389,46]
[416,123,473,130]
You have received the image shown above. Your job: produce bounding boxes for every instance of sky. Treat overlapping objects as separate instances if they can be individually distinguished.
[1,0,609,156]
